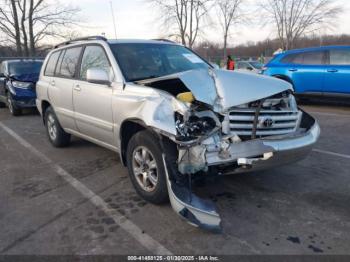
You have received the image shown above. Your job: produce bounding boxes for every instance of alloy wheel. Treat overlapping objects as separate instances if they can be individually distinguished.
[47,114,58,141]
[132,146,158,192]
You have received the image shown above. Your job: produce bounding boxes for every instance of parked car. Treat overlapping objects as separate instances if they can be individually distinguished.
[36,36,320,231]
[262,46,350,98]
[0,59,43,116]
[236,60,263,74]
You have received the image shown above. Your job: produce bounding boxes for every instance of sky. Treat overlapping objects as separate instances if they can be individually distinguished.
[59,0,350,47]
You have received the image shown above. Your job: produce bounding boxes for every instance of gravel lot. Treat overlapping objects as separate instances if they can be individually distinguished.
[0,104,350,255]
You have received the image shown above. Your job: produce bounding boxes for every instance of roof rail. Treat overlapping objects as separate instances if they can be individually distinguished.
[152,38,176,43]
[54,36,107,49]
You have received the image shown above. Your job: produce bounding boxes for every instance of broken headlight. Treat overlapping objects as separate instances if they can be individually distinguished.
[175,111,220,142]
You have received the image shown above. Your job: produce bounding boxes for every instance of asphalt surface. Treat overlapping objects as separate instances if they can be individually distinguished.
[0,104,350,255]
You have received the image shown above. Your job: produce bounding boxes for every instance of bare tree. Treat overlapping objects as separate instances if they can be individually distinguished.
[149,0,212,48]
[0,0,22,55]
[0,0,80,56]
[19,0,29,56]
[27,0,80,55]
[216,0,244,59]
[260,0,341,50]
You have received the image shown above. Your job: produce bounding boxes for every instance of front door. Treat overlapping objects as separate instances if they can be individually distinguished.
[73,45,114,145]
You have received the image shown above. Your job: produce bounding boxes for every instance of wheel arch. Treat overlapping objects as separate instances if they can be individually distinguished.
[119,119,149,166]
[41,100,51,124]
[272,74,294,86]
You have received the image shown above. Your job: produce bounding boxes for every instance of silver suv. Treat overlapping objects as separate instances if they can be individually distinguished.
[36,36,320,231]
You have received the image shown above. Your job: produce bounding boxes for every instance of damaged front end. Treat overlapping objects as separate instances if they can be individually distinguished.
[136,69,320,232]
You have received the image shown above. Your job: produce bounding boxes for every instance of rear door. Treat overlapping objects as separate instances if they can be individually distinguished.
[324,48,350,95]
[282,51,326,94]
[73,44,114,145]
[48,46,82,131]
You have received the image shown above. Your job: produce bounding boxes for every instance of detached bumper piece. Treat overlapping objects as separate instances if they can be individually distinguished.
[162,155,221,233]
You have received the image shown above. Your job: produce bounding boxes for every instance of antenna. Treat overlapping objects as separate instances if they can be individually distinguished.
[109,1,118,39]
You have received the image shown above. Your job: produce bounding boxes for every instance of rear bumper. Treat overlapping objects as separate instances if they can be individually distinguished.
[206,115,320,174]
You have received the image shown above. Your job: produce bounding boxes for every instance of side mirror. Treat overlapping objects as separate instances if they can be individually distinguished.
[86,68,111,85]
[210,63,220,69]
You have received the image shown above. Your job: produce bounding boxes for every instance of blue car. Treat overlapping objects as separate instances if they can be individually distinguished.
[262,46,350,98]
[0,59,43,116]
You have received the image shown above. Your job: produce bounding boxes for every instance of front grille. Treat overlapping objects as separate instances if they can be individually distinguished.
[229,109,302,137]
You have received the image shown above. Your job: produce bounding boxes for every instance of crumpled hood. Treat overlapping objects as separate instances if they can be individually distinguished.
[179,69,293,112]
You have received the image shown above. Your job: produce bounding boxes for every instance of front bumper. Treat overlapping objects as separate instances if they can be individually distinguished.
[9,87,37,108]
[206,120,320,174]
[12,97,36,108]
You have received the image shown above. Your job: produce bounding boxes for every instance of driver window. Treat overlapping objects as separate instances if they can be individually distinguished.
[80,45,111,81]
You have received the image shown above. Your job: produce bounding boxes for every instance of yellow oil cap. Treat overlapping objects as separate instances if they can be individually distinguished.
[176,92,195,103]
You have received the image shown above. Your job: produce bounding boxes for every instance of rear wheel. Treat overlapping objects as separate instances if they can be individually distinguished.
[126,130,169,204]
[45,106,71,147]
[7,92,21,116]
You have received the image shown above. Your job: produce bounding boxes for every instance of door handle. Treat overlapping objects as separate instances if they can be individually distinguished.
[74,84,81,91]
[50,80,55,86]
[289,68,298,72]
[327,69,338,73]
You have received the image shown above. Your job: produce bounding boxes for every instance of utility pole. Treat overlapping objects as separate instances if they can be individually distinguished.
[109,1,117,39]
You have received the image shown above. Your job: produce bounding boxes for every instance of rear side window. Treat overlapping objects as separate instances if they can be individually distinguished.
[281,53,303,64]
[281,51,324,65]
[330,49,350,65]
[302,51,324,65]
[80,45,110,80]
[45,51,60,76]
[58,47,82,78]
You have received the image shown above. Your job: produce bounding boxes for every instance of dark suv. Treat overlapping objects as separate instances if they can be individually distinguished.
[0,59,43,116]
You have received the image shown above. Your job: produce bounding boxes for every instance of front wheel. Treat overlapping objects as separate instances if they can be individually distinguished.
[7,93,21,116]
[126,130,169,204]
[44,106,71,147]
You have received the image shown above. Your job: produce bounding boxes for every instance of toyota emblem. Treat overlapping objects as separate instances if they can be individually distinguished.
[260,117,274,128]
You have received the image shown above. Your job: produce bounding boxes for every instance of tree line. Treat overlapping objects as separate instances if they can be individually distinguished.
[194,34,350,62]
[150,0,341,59]
[0,0,79,57]
[0,0,344,59]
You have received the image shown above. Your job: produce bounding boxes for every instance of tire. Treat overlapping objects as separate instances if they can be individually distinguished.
[126,130,169,204]
[7,92,21,116]
[44,106,71,147]
[0,101,6,108]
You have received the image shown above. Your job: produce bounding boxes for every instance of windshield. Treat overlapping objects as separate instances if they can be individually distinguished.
[249,61,263,69]
[8,61,43,76]
[110,43,210,82]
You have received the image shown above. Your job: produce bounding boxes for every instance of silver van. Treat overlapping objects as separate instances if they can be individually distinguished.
[36,36,320,231]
